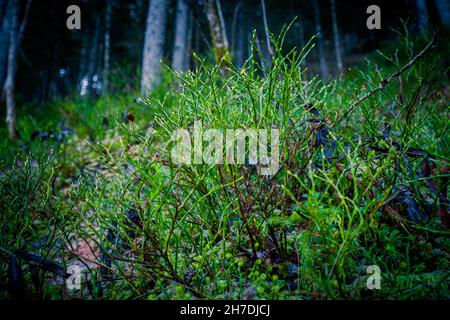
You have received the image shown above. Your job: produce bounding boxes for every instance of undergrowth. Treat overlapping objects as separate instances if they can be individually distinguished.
[0,25,449,300]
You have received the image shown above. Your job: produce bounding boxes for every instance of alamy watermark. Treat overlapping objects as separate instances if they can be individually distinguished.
[67,5,381,31]
[366,5,381,30]
[170,121,279,176]
[366,265,381,289]
[66,5,81,30]
[66,265,82,290]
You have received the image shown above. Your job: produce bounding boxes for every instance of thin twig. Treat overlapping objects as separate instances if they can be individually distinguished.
[0,246,14,256]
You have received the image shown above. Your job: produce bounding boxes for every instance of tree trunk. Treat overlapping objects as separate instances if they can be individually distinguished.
[0,0,7,21]
[260,0,274,56]
[204,0,231,68]
[186,13,193,69]
[103,0,113,93]
[231,1,242,66]
[78,33,88,88]
[297,20,305,51]
[193,19,200,70]
[216,0,228,48]
[171,0,189,71]
[435,0,450,25]
[235,10,245,68]
[416,0,429,33]
[3,0,31,139]
[141,0,169,96]
[87,15,101,95]
[294,20,308,81]
[0,0,10,90]
[3,0,18,139]
[330,0,343,72]
[312,0,328,80]
[295,20,305,67]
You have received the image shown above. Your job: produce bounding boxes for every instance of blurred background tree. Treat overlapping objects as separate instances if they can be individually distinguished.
[0,0,448,139]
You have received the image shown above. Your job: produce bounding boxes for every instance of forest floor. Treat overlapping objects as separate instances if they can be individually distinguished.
[0,29,449,300]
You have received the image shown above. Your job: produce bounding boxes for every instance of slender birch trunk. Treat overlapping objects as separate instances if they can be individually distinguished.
[87,16,100,94]
[141,0,169,95]
[312,0,328,79]
[235,10,245,68]
[172,0,189,71]
[260,0,273,56]
[416,0,429,33]
[0,0,10,91]
[3,0,31,139]
[435,0,450,25]
[204,0,231,68]
[330,0,343,72]
[103,0,113,93]
[3,0,18,139]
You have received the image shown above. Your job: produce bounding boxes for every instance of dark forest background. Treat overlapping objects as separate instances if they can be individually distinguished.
[1,0,448,106]
[0,0,449,301]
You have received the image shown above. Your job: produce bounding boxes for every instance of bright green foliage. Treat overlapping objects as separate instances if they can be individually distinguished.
[0,26,449,299]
